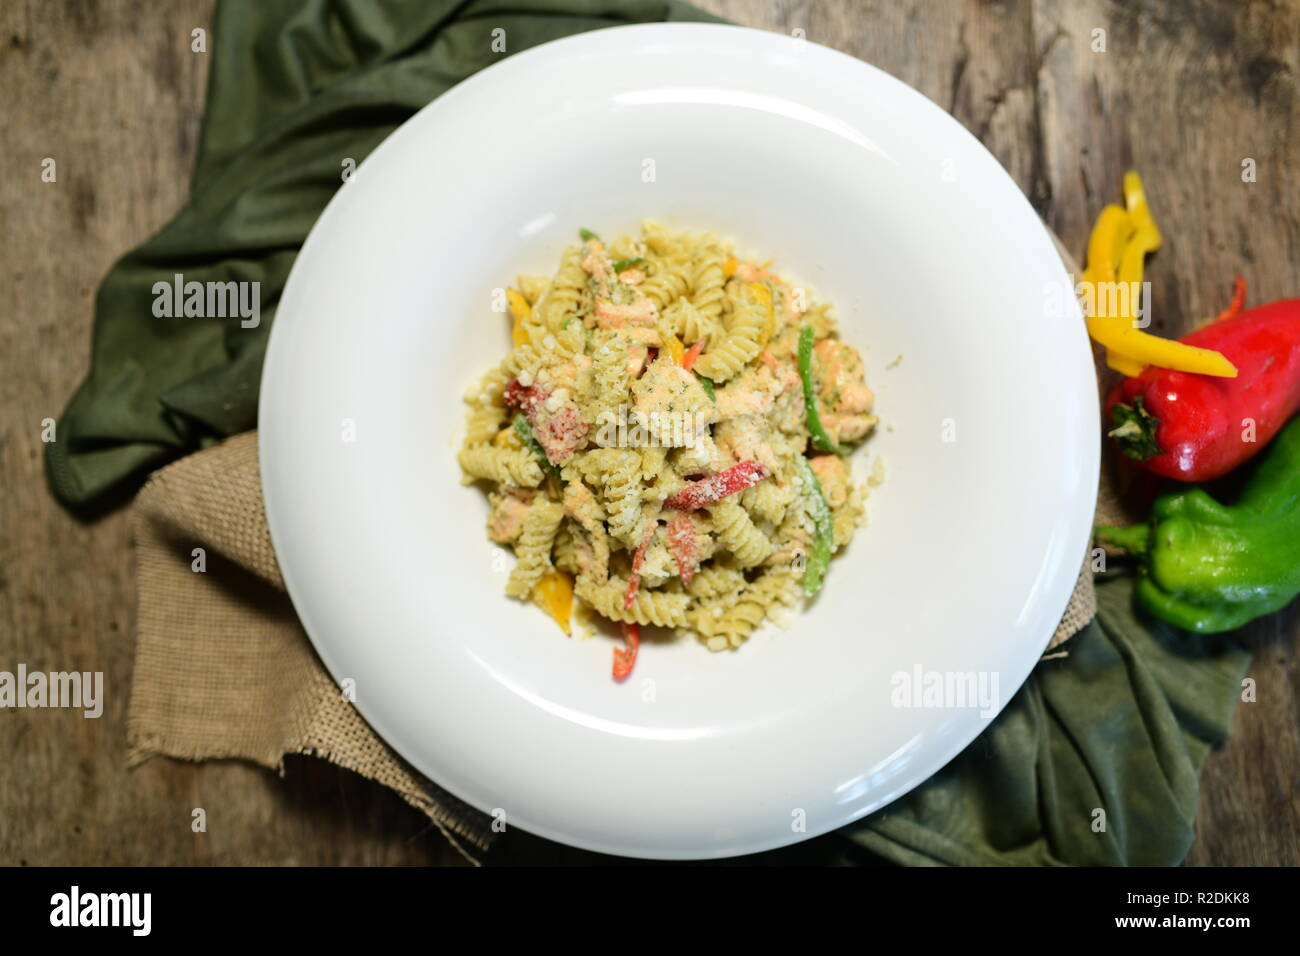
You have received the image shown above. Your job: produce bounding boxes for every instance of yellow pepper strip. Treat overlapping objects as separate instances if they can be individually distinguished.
[722,255,738,279]
[1116,170,1162,336]
[1082,177,1237,378]
[1106,248,1157,377]
[494,424,524,449]
[1106,349,1146,377]
[1123,170,1162,249]
[506,288,531,346]
[1090,180,1158,377]
[748,281,776,347]
[532,569,574,636]
[1087,310,1236,376]
[664,330,685,364]
[1086,205,1135,280]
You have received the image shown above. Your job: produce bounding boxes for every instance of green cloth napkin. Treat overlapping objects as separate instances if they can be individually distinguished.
[836,573,1248,867]
[46,0,725,512]
[50,0,1251,865]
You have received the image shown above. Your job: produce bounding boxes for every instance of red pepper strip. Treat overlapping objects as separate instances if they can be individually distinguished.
[662,461,769,511]
[665,512,699,586]
[613,623,640,680]
[623,520,658,610]
[681,338,706,371]
[1106,298,1300,481]
[503,379,545,414]
[1212,275,1247,323]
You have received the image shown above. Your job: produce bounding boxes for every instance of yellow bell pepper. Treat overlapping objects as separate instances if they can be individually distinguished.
[494,424,524,450]
[1117,171,1162,329]
[1081,264,1146,375]
[1085,183,1157,376]
[664,330,685,365]
[748,281,776,347]
[722,255,738,279]
[1123,170,1162,248]
[506,288,532,346]
[1105,349,1147,377]
[1086,307,1236,377]
[532,569,574,636]
[1082,173,1236,379]
[1086,204,1135,281]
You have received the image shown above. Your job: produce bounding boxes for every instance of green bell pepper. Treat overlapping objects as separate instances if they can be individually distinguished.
[794,455,835,597]
[798,324,847,455]
[1097,414,1300,632]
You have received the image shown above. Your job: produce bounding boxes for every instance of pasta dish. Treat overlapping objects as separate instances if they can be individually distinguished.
[458,223,878,678]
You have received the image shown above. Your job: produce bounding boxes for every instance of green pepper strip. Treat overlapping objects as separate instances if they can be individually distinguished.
[697,375,715,402]
[798,325,847,455]
[795,455,835,597]
[612,256,646,272]
[512,414,561,480]
[578,228,600,243]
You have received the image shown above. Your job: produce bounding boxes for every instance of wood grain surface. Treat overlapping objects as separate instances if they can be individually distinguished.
[1,0,1296,866]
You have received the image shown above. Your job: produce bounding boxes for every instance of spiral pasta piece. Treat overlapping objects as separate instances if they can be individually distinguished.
[533,247,588,333]
[693,291,767,383]
[601,449,647,546]
[693,569,801,650]
[458,444,544,488]
[552,521,580,575]
[576,575,691,627]
[640,262,692,312]
[463,402,507,445]
[690,251,727,321]
[664,297,717,347]
[506,500,564,598]
[708,499,773,568]
[686,564,746,602]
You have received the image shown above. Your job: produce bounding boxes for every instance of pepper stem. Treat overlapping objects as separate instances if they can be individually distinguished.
[1107,396,1164,462]
[1095,523,1151,556]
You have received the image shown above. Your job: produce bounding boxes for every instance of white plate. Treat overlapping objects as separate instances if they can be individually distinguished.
[260,23,1098,859]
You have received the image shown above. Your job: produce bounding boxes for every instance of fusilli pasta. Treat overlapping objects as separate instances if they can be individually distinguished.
[458,222,878,671]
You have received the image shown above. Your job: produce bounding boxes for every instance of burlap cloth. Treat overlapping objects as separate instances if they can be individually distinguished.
[127,235,1121,865]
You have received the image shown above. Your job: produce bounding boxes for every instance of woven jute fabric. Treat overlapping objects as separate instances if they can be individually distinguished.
[127,231,1105,861]
[128,430,496,863]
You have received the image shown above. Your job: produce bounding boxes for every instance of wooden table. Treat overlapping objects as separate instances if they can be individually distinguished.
[2,0,1296,865]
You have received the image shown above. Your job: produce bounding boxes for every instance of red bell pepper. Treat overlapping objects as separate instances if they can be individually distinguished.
[681,338,706,371]
[1106,297,1300,481]
[503,378,587,465]
[613,623,640,680]
[623,520,658,610]
[662,461,769,511]
[665,512,699,586]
